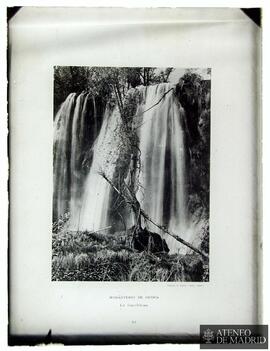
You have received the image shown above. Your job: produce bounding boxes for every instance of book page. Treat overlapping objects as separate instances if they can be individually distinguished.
[9,7,260,340]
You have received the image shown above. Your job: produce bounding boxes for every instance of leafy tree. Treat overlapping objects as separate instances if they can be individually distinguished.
[54,66,89,114]
[54,66,175,113]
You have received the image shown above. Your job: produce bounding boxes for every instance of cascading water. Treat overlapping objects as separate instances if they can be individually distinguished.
[135,84,188,253]
[71,106,123,231]
[54,83,195,253]
[54,93,77,220]
[53,92,101,221]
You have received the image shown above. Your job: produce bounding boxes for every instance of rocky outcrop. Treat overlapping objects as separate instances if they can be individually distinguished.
[130,227,170,254]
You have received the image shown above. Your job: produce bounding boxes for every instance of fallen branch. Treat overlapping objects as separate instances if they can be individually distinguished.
[134,87,175,130]
[67,226,112,235]
[99,171,208,259]
[89,226,112,233]
[135,87,174,118]
[140,209,208,259]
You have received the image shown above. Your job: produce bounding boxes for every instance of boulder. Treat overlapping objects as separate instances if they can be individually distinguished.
[131,227,169,254]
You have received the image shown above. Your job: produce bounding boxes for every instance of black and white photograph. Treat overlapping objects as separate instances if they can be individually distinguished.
[52,66,211,282]
[6,5,263,344]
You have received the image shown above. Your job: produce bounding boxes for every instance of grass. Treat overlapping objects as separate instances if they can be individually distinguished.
[52,227,209,282]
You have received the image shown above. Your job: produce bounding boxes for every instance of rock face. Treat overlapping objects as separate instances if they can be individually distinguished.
[132,227,170,254]
[181,254,205,281]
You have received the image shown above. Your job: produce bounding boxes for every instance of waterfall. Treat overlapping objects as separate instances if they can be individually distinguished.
[71,106,123,231]
[53,93,77,220]
[53,92,100,221]
[134,84,188,252]
[54,83,194,253]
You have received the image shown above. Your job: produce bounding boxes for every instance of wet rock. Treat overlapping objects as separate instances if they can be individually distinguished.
[131,227,170,254]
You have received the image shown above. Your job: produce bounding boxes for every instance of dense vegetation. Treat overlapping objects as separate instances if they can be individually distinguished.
[52,216,209,282]
[54,67,174,114]
[176,72,211,221]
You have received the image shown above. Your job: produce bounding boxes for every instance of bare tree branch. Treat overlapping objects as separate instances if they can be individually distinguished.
[134,87,175,130]
[135,87,174,119]
[139,208,207,259]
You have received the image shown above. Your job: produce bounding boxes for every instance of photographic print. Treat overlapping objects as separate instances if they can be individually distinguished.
[52,67,210,282]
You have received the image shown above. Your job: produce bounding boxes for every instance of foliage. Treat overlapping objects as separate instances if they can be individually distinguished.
[52,212,70,233]
[176,71,211,219]
[199,221,209,255]
[54,66,175,113]
[52,228,209,282]
[54,66,89,114]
